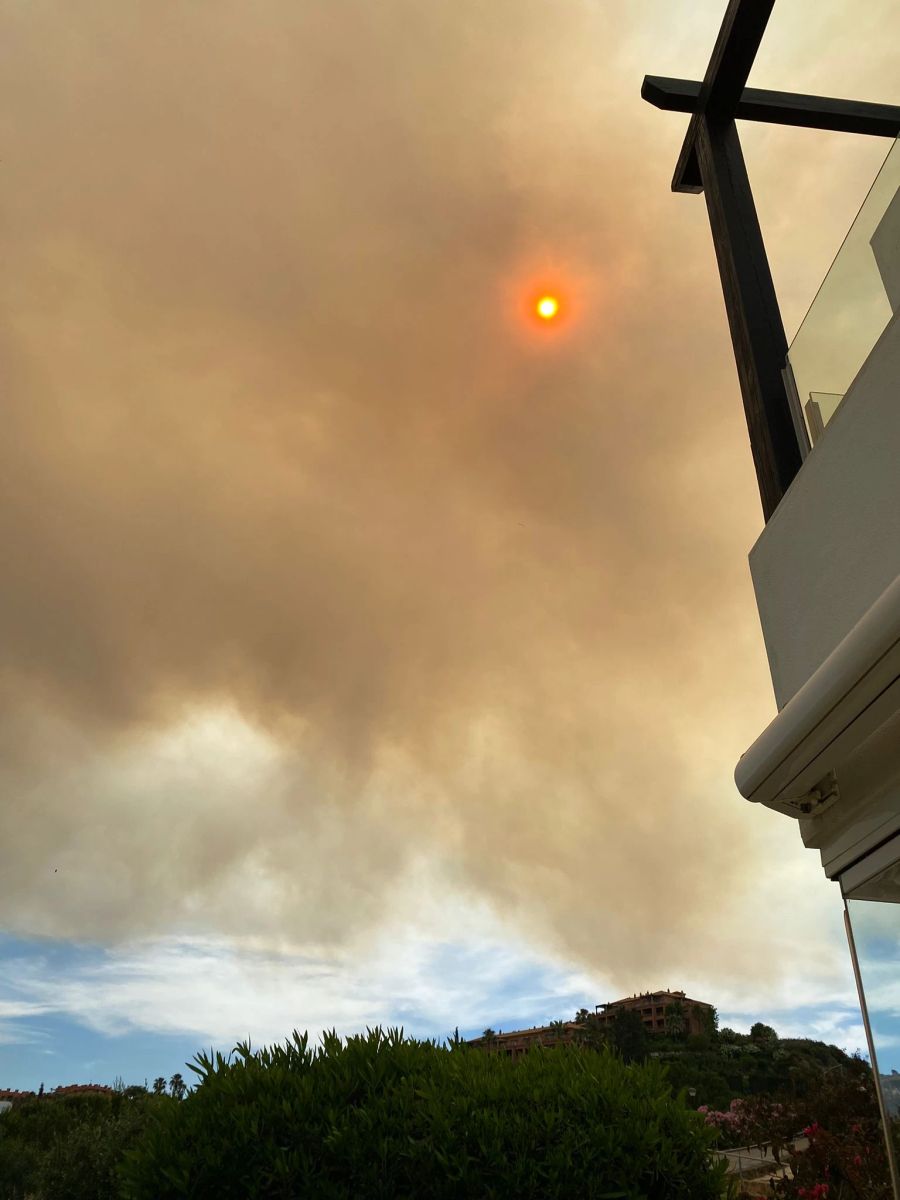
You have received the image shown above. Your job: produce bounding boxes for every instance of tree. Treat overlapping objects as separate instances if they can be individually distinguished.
[571,1013,607,1050]
[169,1073,186,1101]
[152,1078,167,1095]
[665,1001,686,1039]
[611,1010,649,1064]
[548,1020,567,1042]
[718,1027,743,1045]
[701,1006,719,1037]
[750,1022,778,1047]
[574,1008,591,1024]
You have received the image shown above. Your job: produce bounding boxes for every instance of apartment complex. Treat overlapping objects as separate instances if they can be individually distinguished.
[593,990,714,1037]
[469,1023,581,1059]
[469,990,714,1057]
[0,1084,115,1107]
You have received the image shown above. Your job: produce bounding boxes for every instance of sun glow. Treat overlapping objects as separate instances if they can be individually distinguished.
[536,295,560,320]
[505,266,583,344]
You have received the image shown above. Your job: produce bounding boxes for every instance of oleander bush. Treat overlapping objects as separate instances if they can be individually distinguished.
[769,1066,897,1200]
[119,1027,731,1199]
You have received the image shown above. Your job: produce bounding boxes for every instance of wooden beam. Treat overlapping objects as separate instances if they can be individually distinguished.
[701,0,777,121]
[643,75,900,138]
[672,0,777,193]
[695,118,803,519]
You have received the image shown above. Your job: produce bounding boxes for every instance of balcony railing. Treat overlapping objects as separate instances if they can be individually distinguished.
[787,135,900,445]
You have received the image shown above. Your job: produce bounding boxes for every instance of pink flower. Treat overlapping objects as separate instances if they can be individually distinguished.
[798,1181,829,1198]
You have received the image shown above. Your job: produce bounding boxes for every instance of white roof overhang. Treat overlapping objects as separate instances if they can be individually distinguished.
[735,573,900,820]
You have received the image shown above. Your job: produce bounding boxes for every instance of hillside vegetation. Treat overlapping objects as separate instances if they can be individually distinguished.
[1,1022,889,1200]
[570,1008,856,1112]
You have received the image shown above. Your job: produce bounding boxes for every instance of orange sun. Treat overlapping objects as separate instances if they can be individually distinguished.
[535,294,560,320]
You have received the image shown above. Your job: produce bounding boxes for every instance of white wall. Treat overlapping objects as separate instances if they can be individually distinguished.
[749,310,900,709]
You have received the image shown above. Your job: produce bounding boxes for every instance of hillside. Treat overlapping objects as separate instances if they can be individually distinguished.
[577,1012,858,1110]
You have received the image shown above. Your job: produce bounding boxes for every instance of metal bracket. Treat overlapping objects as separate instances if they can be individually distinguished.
[780,770,840,817]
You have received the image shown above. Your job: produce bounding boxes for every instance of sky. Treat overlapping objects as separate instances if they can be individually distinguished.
[1,0,898,1091]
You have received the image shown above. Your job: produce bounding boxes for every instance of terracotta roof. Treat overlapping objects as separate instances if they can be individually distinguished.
[470,1021,580,1044]
[51,1084,116,1096]
[0,1084,116,1101]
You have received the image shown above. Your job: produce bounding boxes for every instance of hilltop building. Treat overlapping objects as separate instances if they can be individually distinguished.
[0,1084,115,1108]
[469,1022,580,1059]
[469,990,714,1057]
[594,990,714,1037]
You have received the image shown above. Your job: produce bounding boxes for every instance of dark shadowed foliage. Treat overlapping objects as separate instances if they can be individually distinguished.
[0,1091,170,1200]
[120,1027,730,1199]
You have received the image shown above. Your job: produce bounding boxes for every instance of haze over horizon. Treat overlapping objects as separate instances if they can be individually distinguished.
[1,0,897,1088]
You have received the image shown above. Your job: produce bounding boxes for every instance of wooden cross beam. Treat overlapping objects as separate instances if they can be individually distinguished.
[643,76,900,150]
[671,0,775,194]
[642,0,900,521]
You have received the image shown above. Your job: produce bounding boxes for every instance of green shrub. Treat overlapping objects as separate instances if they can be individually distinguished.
[120,1027,731,1199]
[0,1108,42,1200]
[39,1101,157,1200]
[0,1092,167,1200]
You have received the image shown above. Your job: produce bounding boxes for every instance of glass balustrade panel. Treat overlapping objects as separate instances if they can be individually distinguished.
[788,136,900,445]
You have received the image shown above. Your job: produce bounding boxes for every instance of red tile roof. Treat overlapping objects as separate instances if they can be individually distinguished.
[0,1084,116,1101]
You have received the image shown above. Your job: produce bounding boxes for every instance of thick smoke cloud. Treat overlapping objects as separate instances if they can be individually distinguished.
[1,0,896,987]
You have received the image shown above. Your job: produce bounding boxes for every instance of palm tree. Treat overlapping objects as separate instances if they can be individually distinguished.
[573,1012,606,1049]
[665,1001,686,1038]
[548,1020,568,1042]
[169,1073,186,1100]
[152,1077,167,1095]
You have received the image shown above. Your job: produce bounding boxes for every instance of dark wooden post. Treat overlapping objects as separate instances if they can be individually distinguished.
[665,0,804,520]
[695,117,803,520]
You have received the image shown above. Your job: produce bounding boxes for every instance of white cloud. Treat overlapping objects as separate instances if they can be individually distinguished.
[0,852,865,1058]
[0,878,605,1049]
